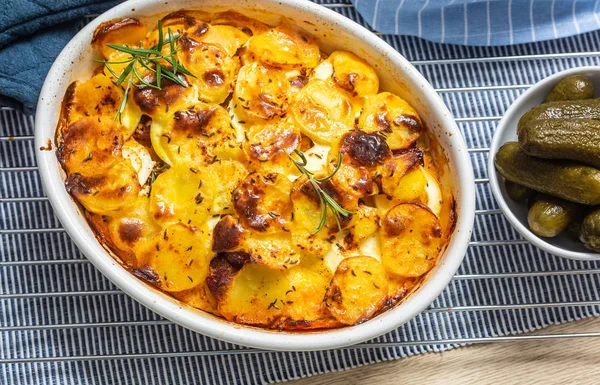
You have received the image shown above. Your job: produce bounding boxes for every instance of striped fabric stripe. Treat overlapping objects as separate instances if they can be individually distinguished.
[352,0,600,45]
[2,1,600,384]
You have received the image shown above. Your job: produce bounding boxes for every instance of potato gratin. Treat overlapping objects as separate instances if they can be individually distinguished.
[56,10,455,330]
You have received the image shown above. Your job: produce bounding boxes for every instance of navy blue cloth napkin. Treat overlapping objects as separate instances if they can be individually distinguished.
[0,0,119,112]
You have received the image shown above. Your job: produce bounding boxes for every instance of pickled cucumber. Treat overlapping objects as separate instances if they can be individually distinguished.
[505,180,534,202]
[519,119,600,169]
[494,142,600,205]
[527,195,578,237]
[517,99,600,133]
[544,75,594,102]
[580,208,600,252]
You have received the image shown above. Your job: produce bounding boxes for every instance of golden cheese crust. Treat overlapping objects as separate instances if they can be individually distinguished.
[56,9,455,330]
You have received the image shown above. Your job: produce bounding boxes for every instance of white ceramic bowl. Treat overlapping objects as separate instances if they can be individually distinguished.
[35,0,475,350]
[489,66,600,261]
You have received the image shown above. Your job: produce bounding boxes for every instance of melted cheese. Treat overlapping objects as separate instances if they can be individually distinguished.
[60,10,452,331]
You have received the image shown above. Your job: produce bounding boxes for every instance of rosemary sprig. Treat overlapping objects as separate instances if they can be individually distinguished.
[147,163,170,196]
[94,20,196,122]
[286,149,355,235]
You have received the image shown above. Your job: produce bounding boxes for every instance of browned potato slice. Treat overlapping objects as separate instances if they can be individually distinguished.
[233,171,292,232]
[246,231,299,269]
[210,11,270,36]
[171,282,219,316]
[59,118,121,175]
[107,196,161,263]
[324,256,388,325]
[150,103,242,166]
[232,62,291,122]
[64,75,125,127]
[312,51,379,97]
[161,10,211,28]
[289,79,356,144]
[380,203,443,277]
[245,20,320,69]
[149,163,214,227]
[93,18,147,60]
[337,130,391,168]
[359,92,423,150]
[176,37,239,104]
[387,275,419,302]
[148,223,212,292]
[212,215,247,253]
[217,263,290,326]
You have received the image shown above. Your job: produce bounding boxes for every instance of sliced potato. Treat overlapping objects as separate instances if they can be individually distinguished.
[280,256,333,327]
[149,163,215,227]
[359,92,423,150]
[379,203,443,277]
[324,256,388,325]
[107,196,161,263]
[346,206,380,247]
[210,11,270,36]
[312,51,379,97]
[289,79,356,145]
[232,62,291,122]
[65,75,128,130]
[217,263,290,326]
[149,223,212,292]
[243,118,300,174]
[93,18,147,60]
[207,160,248,215]
[176,37,239,104]
[59,118,121,175]
[245,20,320,69]
[194,24,250,56]
[132,74,198,124]
[150,103,242,166]
[379,152,428,203]
[246,231,299,270]
[289,177,334,257]
[233,171,293,232]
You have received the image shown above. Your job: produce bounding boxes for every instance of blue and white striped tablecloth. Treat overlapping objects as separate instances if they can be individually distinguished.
[2,2,600,384]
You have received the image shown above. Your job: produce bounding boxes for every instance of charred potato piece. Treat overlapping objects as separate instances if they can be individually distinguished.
[359,92,423,150]
[149,163,215,227]
[148,223,213,292]
[289,79,357,144]
[233,171,293,232]
[245,20,320,69]
[150,103,242,166]
[380,203,443,277]
[93,18,147,60]
[324,256,388,325]
[338,130,391,168]
[212,215,247,253]
[232,62,292,122]
[312,51,379,97]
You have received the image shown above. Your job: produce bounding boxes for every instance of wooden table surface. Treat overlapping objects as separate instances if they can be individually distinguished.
[291,316,600,384]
